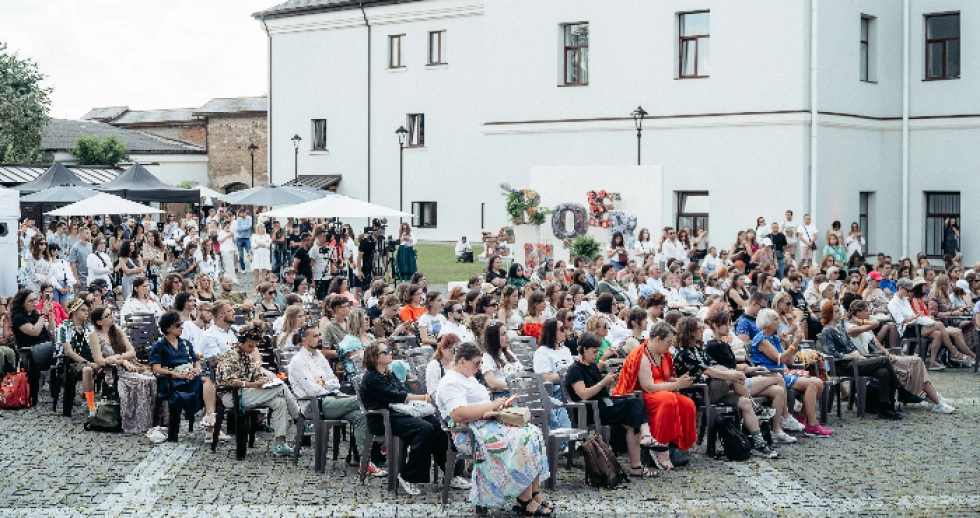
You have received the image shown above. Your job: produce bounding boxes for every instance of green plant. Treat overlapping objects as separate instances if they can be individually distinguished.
[500,183,552,225]
[70,135,130,165]
[0,42,52,164]
[570,235,601,261]
[177,180,196,189]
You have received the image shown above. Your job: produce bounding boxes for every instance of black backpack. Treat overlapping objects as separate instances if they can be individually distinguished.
[713,415,752,461]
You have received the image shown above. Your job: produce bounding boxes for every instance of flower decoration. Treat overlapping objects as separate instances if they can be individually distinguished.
[501,183,552,225]
[587,190,621,227]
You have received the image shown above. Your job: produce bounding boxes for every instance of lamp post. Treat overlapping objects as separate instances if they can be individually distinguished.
[630,106,648,166]
[291,134,302,182]
[395,126,408,220]
[247,142,258,187]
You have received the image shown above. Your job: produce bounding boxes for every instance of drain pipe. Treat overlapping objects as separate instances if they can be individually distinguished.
[262,19,273,184]
[809,0,819,216]
[361,4,372,202]
[902,0,910,258]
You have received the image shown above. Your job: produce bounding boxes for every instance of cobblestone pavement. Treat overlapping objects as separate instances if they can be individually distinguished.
[1,370,978,517]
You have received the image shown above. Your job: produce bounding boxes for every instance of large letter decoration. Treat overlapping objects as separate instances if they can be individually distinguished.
[608,210,638,249]
[551,203,589,240]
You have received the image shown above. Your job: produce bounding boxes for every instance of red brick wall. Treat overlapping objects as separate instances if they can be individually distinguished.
[206,114,268,191]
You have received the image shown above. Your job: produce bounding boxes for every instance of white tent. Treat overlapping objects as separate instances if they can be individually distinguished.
[46,192,164,216]
[195,185,225,199]
[259,194,412,219]
[0,188,20,296]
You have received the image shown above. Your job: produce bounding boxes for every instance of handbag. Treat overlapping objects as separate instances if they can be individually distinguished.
[84,397,122,432]
[617,251,628,265]
[390,399,436,418]
[914,316,936,327]
[483,406,531,427]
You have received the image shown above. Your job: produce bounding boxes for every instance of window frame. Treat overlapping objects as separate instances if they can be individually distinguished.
[311,119,327,151]
[389,34,405,69]
[412,201,438,228]
[860,17,871,82]
[561,22,589,86]
[678,11,710,79]
[428,30,446,66]
[859,191,871,254]
[924,192,960,258]
[675,191,709,236]
[407,113,425,148]
[924,13,960,80]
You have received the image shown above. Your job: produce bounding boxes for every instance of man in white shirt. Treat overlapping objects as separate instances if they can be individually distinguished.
[200,301,240,360]
[641,264,666,297]
[596,294,630,347]
[454,236,473,262]
[796,214,818,269]
[781,210,797,249]
[438,302,474,342]
[286,322,379,476]
[181,302,213,353]
[659,228,687,266]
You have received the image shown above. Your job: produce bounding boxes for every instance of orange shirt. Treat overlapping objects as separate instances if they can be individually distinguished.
[399,305,426,323]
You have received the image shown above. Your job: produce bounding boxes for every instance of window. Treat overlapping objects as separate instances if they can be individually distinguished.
[561,23,589,85]
[389,35,404,69]
[926,13,959,79]
[407,114,424,147]
[428,31,446,65]
[860,16,873,81]
[859,192,872,254]
[412,202,437,228]
[676,192,709,236]
[679,11,710,78]
[311,119,327,150]
[925,192,959,257]
[224,182,248,194]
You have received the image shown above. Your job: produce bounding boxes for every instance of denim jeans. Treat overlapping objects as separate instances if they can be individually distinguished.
[236,238,251,270]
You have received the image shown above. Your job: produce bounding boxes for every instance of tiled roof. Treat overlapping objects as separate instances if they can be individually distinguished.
[111,108,199,125]
[193,97,268,116]
[254,0,419,20]
[283,175,342,190]
[42,119,206,154]
[81,106,129,122]
[0,164,122,186]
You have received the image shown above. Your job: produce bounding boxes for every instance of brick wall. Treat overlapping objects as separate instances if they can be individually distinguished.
[122,124,207,148]
[206,114,268,191]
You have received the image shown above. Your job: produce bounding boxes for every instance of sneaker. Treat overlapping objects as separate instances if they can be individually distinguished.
[360,462,387,478]
[770,429,797,445]
[927,363,946,371]
[781,415,805,432]
[754,406,777,420]
[751,443,779,459]
[273,442,295,456]
[304,423,315,436]
[792,400,803,413]
[146,427,168,444]
[398,475,421,495]
[450,476,472,490]
[803,424,834,437]
[931,402,955,414]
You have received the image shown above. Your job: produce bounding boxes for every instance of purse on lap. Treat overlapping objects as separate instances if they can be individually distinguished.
[482,406,531,427]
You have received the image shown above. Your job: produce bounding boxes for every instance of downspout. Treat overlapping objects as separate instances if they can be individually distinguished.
[809,0,819,216]
[361,4,372,202]
[902,0,910,258]
[263,19,273,185]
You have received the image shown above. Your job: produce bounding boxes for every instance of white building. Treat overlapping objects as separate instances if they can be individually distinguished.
[256,0,978,261]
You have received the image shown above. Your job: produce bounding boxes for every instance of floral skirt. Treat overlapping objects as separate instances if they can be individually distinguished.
[118,370,157,434]
[451,419,550,509]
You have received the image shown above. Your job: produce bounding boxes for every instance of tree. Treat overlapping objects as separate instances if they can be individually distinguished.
[70,135,130,166]
[0,41,52,163]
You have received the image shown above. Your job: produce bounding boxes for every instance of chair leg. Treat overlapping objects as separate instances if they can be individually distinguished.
[293,415,305,465]
[387,437,401,493]
[236,413,249,460]
[62,368,76,417]
[359,435,375,485]
[247,413,258,449]
[332,426,342,461]
[169,405,181,443]
[546,439,558,491]
[855,380,868,418]
[49,367,61,412]
[315,422,329,474]
[441,448,456,505]
[210,408,224,451]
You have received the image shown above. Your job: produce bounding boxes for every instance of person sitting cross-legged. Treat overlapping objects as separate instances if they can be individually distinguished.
[286,320,382,476]
[214,320,300,456]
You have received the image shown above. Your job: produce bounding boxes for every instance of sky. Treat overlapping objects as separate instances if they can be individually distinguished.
[0,0,274,119]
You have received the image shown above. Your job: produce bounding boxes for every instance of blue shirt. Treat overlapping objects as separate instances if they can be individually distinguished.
[879,279,897,293]
[734,314,760,341]
[750,332,783,370]
[234,216,252,240]
[148,336,198,393]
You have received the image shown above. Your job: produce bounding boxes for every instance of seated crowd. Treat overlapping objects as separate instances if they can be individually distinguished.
[6,210,976,514]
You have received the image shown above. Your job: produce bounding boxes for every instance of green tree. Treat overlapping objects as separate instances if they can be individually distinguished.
[70,135,130,165]
[0,41,52,163]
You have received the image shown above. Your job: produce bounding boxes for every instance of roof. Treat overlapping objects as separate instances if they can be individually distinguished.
[0,164,122,186]
[193,97,268,116]
[254,0,420,20]
[283,175,342,190]
[42,119,206,154]
[81,106,129,122]
[110,108,199,126]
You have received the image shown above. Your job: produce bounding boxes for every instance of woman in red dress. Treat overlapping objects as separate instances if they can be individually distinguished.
[522,291,546,343]
[612,321,697,469]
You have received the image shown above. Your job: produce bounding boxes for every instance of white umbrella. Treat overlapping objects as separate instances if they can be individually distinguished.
[260,194,412,219]
[220,184,323,207]
[195,185,225,199]
[46,192,164,216]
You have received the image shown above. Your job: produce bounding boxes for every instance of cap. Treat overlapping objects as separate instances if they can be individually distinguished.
[762,237,773,247]
[911,277,928,288]
[896,278,914,289]
[66,298,86,314]
[482,283,498,294]
[868,271,883,281]
[818,282,833,294]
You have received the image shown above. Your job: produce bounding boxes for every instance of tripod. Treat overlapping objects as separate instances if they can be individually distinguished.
[373,238,399,284]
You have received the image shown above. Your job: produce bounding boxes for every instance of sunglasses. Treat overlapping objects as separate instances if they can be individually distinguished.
[380,349,391,355]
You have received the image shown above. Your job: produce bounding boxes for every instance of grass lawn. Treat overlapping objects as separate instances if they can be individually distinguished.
[414,243,485,285]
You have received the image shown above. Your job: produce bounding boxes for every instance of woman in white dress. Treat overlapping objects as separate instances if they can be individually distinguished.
[87,237,114,290]
[198,239,221,281]
[27,237,52,295]
[217,221,237,276]
[497,286,524,338]
[249,224,272,288]
[120,277,163,319]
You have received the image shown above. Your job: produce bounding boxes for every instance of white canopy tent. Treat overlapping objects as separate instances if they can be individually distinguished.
[195,185,225,199]
[259,194,412,219]
[46,192,164,216]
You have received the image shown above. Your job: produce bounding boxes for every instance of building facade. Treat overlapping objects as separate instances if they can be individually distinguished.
[257,0,979,260]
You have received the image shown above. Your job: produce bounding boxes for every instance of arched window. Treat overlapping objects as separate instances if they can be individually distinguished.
[224,182,248,194]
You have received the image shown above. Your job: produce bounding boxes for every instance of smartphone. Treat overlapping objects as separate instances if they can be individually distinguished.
[505,395,518,407]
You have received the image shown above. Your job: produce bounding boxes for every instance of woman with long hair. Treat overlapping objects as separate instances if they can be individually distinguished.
[10,288,55,348]
[194,274,217,303]
[328,276,359,307]
[425,332,461,394]
[116,240,144,300]
[909,278,975,368]
[159,274,182,310]
[173,292,197,324]
[634,227,655,264]
[467,313,490,351]
[606,231,629,271]
[395,222,417,281]
[481,321,523,397]
[522,291,547,343]
[485,255,507,288]
[89,305,157,433]
[198,239,220,282]
[109,226,126,264]
[142,230,165,292]
[256,282,282,313]
[47,243,75,306]
[87,237,114,289]
[26,236,51,295]
[417,291,446,346]
[532,318,573,431]
[276,305,308,348]
[497,285,523,338]
[338,308,374,375]
[120,277,163,319]
[37,283,68,326]
[398,284,426,323]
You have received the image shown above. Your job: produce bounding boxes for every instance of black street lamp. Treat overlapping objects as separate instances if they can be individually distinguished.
[395,126,409,219]
[630,106,648,166]
[291,134,302,182]
[247,142,259,187]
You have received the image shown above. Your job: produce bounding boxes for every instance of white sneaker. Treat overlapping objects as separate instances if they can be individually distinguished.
[450,476,472,490]
[781,415,805,432]
[792,400,803,413]
[931,402,955,414]
[398,475,421,495]
[146,427,168,444]
[771,429,798,444]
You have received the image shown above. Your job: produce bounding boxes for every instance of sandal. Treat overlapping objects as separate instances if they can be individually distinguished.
[638,434,664,449]
[201,412,217,431]
[651,450,674,470]
[629,465,658,478]
[532,491,554,511]
[514,496,552,516]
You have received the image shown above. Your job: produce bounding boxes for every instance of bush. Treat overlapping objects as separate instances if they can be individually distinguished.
[570,235,601,261]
